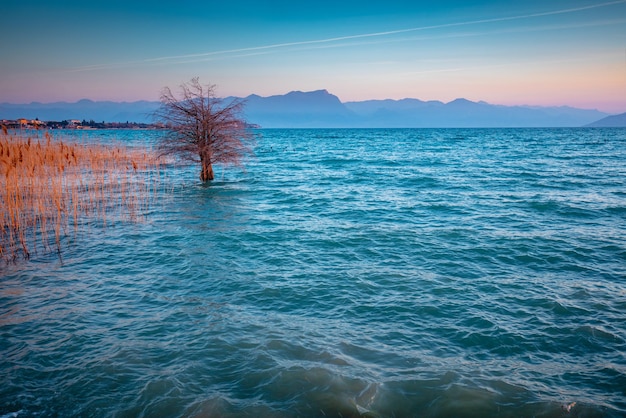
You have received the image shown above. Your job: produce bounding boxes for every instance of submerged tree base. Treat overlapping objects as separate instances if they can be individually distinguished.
[200,162,215,182]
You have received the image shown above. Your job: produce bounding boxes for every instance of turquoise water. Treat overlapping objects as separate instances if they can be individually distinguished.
[1,128,625,417]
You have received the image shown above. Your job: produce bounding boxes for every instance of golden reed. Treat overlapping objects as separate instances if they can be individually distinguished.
[1,127,163,261]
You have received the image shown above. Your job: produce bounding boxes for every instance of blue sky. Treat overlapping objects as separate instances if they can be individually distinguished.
[1,0,625,112]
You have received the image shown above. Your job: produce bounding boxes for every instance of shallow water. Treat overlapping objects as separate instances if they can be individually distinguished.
[1,128,625,417]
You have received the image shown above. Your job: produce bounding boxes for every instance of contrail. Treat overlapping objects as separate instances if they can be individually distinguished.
[69,0,626,72]
[162,17,626,66]
[144,0,626,61]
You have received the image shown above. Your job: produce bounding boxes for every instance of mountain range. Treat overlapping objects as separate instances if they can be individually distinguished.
[1,90,621,128]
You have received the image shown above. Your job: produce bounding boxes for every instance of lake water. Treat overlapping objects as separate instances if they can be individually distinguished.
[1,128,625,417]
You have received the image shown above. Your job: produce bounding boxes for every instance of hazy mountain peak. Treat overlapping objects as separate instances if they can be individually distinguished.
[283,89,341,104]
[447,98,475,106]
[286,89,330,95]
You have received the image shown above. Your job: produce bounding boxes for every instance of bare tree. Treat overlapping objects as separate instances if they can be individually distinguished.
[154,78,254,182]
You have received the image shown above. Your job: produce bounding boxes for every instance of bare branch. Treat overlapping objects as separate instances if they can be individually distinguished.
[153,79,255,181]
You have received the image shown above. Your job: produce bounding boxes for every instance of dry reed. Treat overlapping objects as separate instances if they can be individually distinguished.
[1,129,163,261]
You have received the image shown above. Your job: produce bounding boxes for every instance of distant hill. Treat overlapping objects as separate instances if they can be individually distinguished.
[344,98,608,128]
[585,112,626,127]
[1,91,611,128]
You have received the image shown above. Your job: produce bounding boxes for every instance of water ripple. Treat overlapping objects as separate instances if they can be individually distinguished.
[2,128,626,417]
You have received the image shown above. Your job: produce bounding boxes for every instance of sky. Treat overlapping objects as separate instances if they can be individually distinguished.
[1,0,625,113]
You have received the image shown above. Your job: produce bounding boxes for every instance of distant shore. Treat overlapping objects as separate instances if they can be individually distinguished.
[1,118,166,130]
[1,119,261,130]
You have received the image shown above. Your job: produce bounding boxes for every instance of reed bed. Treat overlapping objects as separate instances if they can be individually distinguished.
[1,128,163,261]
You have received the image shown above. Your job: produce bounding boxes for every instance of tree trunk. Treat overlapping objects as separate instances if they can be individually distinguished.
[200,160,214,182]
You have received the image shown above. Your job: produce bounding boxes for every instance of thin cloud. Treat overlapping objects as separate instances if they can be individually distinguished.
[68,0,626,72]
[393,53,621,78]
[136,17,626,67]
